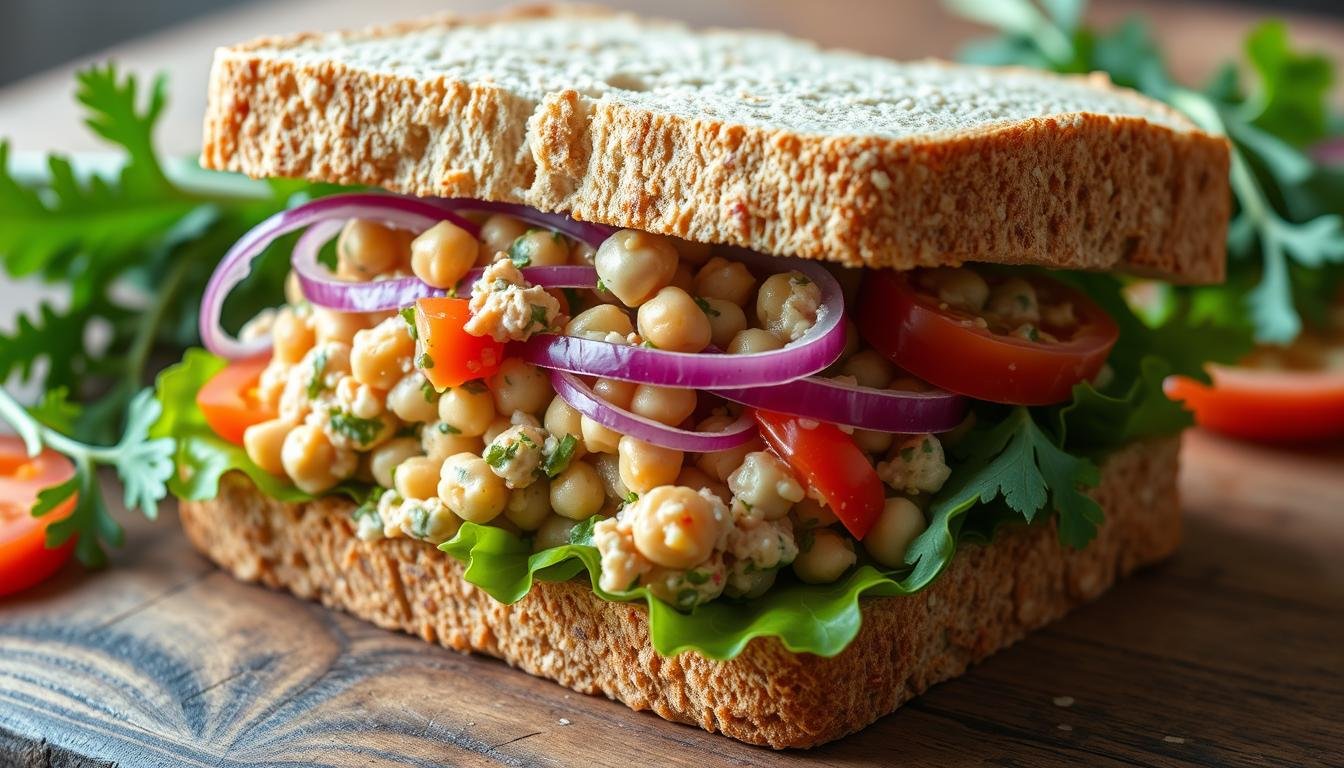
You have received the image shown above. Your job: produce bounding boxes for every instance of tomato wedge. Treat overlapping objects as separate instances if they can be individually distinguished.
[1166,366,1344,442]
[752,409,885,540]
[198,356,275,445]
[415,297,505,390]
[858,270,1118,405]
[1,436,76,597]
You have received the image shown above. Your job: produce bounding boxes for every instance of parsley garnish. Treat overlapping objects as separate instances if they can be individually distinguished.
[416,352,435,370]
[685,569,710,585]
[351,486,386,525]
[328,408,384,446]
[693,296,720,317]
[437,422,461,435]
[399,306,419,340]
[420,378,436,402]
[790,274,811,286]
[623,491,639,505]
[408,505,432,538]
[542,433,578,477]
[507,236,533,268]
[483,440,521,469]
[306,349,328,400]
[530,304,550,329]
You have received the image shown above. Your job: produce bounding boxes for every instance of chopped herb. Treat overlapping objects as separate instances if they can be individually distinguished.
[900,447,916,463]
[437,422,461,435]
[416,352,435,370]
[399,306,419,340]
[675,588,700,608]
[507,237,532,268]
[492,278,510,291]
[530,304,550,329]
[542,433,578,477]
[797,527,816,553]
[596,277,609,293]
[693,296,720,317]
[623,491,639,504]
[641,340,658,349]
[685,569,709,585]
[351,486,385,524]
[484,440,521,469]
[306,350,328,400]
[328,408,384,446]
[922,438,934,453]
[420,378,437,402]
[408,505,431,538]
[394,425,418,439]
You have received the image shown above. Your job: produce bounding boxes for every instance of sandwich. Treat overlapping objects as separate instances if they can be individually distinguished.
[158,6,1231,749]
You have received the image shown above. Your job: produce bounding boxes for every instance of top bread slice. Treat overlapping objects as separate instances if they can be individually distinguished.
[201,4,1229,282]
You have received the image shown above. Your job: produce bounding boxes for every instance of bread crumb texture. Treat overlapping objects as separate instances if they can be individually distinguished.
[179,436,1181,749]
[201,6,1228,282]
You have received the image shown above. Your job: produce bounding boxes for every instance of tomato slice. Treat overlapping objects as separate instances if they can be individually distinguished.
[415,297,505,390]
[752,410,885,540]
[198,356,275,445]
[1166,366,1344,442]
[858,270,1118,405]
[0,436,76,597]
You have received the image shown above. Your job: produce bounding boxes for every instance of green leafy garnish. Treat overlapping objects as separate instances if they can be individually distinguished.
[507,236,532,268]
[0,385,174,566]
[328,409,384,446]
[306,349,328,400]
[948,0,1344,343]
[399,306,418,340]
[542,433,578,477]
[483,440,521,469]
[693,296,720,317]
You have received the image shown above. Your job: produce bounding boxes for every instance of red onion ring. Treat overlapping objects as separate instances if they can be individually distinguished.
[199,193,473,358]
[518,253,846,389]
[433,198,615,248]
[717,377,968,434]
[291,219,598,312]
[549,370,757,452]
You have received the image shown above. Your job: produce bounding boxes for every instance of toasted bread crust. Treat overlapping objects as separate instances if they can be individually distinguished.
[200,6,1228,283]
[178,436,1180,748]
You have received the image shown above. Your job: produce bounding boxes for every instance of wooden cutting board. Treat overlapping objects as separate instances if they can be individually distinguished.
[2,429,1341,768]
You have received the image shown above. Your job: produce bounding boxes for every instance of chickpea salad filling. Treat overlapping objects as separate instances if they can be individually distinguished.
[156,192,1242,658]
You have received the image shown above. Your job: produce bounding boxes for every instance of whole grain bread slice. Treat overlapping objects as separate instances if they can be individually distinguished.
[178,435,1180,749]
[201,5,1229,283]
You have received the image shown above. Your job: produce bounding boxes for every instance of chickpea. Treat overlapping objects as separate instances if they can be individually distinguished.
[864,497,927,568]
[702,298,747,350]
[694,415,764,482]
[281,423,353,494]
[410,220,477,289]
[756,271,820,342]
[565,304,634,343]
[591,453,630,503]
[594,229,679,306]
[438,452,508,523]
[570,240,597,267]
[592,378,636,409]
[629,384,696,427]
[313,307,370,345]
[272,307,315,364]
[792,497,838,529]
[841,350,896,389]
[727,328,784,355]
[387,372,439,424]
[637,286,712,352]
[337,219,409,279]
[437,382,495,437]
[534,514,581,551]
[509,229,569,267]
[479,214,528,257]
[482,417,511,446]
[726,451,804,520]
[550,460,606,520]
[630,486,727,569]
[394,455,443,500]
[505,480,552,531]
[922,267,990,312]
[792,528,856,584]
[853,429,896,455]
[694,256,756,307]
[422,422,484,463]
[618,436,683,494]
[243,418,291,476]
[543,396,584,442]
[486,358,550,416]
[675,466,729,503]
[368,436,421,489]
[580,415,622,455]
[350,318,415,390]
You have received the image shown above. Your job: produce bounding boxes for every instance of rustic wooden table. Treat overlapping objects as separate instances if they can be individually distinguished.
[2,1,1343,766]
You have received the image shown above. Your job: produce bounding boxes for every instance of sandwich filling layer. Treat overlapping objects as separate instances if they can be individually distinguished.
[157,194,1245,657]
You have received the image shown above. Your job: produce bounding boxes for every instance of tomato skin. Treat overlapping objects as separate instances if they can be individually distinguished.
[1166,366,1344,442]
[197,356,275,445]
[752,410,885,541]
[0,437,76,597]
[415,297,505,390]
[858,271,1118,405]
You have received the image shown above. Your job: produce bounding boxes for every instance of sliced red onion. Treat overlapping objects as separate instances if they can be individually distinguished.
[519,252,845,389]
[435,198,615,248]
[717,377,968,434]
[199,193,473,358]
[549,370,756,452]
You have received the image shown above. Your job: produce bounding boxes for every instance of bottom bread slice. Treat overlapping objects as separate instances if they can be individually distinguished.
[178,435,1180,749]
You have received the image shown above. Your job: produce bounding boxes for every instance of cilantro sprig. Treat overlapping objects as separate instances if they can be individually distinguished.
[0,386,174,566]
[947,0,1344,343]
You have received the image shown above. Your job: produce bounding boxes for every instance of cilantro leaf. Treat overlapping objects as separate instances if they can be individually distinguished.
[1243,21,1334,147]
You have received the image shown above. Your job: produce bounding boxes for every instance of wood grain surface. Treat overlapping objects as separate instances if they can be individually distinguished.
[1,430,1341,767]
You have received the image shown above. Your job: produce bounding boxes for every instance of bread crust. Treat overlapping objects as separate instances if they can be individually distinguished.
[199,6,1229,283]
[178,436,1180,749]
